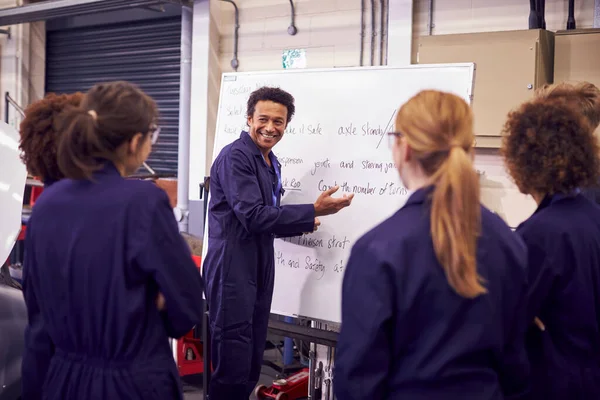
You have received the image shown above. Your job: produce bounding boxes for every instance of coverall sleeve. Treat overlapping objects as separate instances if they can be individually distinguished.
[517,226,560,324]
[135,190,205,339]
[496,249,531,400]
[22,220,54,400]
[219,148,315,236]
[334,241,394,400]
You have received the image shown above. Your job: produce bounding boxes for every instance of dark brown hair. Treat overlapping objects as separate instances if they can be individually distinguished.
[19,92,84,182]
[247,87,295,123]
[57,81,158,180]
[534,81,600,128]
[396,90,484,299]
[501,97,600,196]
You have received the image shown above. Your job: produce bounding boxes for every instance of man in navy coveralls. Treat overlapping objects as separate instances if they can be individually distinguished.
[203,87,353,399]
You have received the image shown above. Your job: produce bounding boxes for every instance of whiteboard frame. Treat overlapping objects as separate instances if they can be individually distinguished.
[199,62,476,323]
[216,62,475,104]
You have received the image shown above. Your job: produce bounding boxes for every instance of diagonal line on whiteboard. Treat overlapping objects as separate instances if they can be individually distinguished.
[376,109,398,150]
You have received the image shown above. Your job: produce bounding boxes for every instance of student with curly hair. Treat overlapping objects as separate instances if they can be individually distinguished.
[534,81,600,127]
[502,97,600,399]
[534,81,600,203]
[3,93,84,288]
[18,92,84,186]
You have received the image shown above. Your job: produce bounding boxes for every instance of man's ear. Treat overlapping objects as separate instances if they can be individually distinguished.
[247,116,253,127]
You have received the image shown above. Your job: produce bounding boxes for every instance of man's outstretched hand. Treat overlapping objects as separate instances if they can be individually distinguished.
[314,186,354,217]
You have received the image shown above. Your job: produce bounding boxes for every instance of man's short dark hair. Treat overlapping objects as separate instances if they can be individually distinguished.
[246,86,295,123]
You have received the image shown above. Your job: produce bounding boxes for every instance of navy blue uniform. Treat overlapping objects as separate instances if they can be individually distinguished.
[21,163,204,400]
[582,184,600,205]
[203,131,314,399]
[517,193,600,399]
[335,187,530,400]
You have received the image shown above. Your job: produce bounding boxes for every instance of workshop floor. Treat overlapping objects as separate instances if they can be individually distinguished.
[183,348,282,400]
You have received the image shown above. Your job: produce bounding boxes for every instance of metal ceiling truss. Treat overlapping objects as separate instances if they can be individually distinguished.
[0,0,191,26]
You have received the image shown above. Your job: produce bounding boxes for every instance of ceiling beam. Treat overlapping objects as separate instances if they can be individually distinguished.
[0,0,190,26]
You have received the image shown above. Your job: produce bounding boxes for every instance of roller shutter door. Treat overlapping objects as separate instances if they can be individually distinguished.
[45,16,182,175]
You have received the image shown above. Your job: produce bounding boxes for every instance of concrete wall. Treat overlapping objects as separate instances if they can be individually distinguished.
[215,0,390,72]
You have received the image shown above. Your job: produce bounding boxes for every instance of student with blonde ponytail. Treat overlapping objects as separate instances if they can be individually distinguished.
[335,90,530,400]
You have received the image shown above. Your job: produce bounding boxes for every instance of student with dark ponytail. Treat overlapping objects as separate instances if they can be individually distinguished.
[21,81,204,400]
[335,90,530,400]
[57,82,160,179]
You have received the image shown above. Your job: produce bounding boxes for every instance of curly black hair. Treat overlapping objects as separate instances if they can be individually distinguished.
[19,92,84,182]
[246,86,295,123]
[501,97,600,196]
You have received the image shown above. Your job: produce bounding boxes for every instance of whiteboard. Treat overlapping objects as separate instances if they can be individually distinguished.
[202,63,475,323]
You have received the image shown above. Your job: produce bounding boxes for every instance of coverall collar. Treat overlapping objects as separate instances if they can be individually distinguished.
[240,130,280,167]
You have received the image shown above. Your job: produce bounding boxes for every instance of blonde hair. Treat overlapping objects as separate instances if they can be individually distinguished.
[534,81,600,128]
[395,90,485,299]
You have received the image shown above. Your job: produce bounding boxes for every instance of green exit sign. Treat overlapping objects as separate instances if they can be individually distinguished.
[282,49,307,69]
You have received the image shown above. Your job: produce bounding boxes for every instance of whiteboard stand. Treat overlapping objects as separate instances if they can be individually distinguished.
[199,179,211,400]
[201,303,211,400]
[267,318,338,346]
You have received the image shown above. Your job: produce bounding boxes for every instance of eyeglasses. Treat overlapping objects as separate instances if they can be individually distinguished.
[387,131,403,148]
[148,125,161,145]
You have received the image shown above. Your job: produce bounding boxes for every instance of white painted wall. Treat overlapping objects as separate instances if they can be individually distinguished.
[215,0,391,72]
[388,0,413,66]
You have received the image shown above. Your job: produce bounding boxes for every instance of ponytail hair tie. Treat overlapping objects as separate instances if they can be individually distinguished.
[87,110,98,120]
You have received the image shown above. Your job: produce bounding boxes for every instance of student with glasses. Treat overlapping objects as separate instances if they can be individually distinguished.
[335,90,530,400]
[21,81,204,400]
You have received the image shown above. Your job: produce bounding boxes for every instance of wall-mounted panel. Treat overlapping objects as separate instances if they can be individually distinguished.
[555,28,600,87]
[417,29,554,148]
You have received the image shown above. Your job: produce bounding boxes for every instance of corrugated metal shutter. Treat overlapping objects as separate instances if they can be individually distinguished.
[45,16,181,175]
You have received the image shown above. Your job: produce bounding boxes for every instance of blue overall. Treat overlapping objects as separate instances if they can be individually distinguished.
[335,187,531,400]
[517,192,600,399]
[203,131,315,399]
[21,163,204,400]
